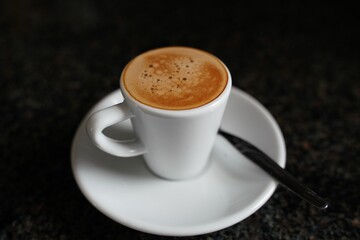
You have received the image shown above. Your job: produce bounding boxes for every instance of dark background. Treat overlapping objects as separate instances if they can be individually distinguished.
[0,0,359,239]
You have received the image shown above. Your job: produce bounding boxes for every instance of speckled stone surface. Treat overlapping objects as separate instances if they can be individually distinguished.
[0,1,359,239]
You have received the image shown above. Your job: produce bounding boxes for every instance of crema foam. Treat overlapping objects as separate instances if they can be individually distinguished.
[122,47,228,110]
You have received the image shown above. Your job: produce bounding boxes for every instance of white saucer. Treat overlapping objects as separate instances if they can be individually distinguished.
[71,87,286,236]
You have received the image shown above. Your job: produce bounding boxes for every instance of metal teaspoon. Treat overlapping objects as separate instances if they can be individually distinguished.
[218,129,329,209]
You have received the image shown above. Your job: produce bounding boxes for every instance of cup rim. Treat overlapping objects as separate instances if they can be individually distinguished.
[119,47,232,117]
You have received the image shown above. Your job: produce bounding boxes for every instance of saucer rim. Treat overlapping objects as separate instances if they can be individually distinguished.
[71,87,286,236]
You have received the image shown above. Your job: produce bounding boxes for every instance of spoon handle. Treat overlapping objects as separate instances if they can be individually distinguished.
[219,129,328,209]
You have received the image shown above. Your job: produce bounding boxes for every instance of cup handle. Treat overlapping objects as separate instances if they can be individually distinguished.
[86,102,146,157]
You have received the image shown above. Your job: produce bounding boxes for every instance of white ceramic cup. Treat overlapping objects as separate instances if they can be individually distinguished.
[86,53,232,180]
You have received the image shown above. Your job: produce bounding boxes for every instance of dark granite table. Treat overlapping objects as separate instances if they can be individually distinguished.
[1,1,359,239]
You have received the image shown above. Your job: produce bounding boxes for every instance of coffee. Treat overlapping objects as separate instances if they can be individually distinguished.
[122,47,228,110]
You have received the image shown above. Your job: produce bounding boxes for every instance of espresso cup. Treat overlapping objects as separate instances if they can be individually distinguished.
[86,47,232,180]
